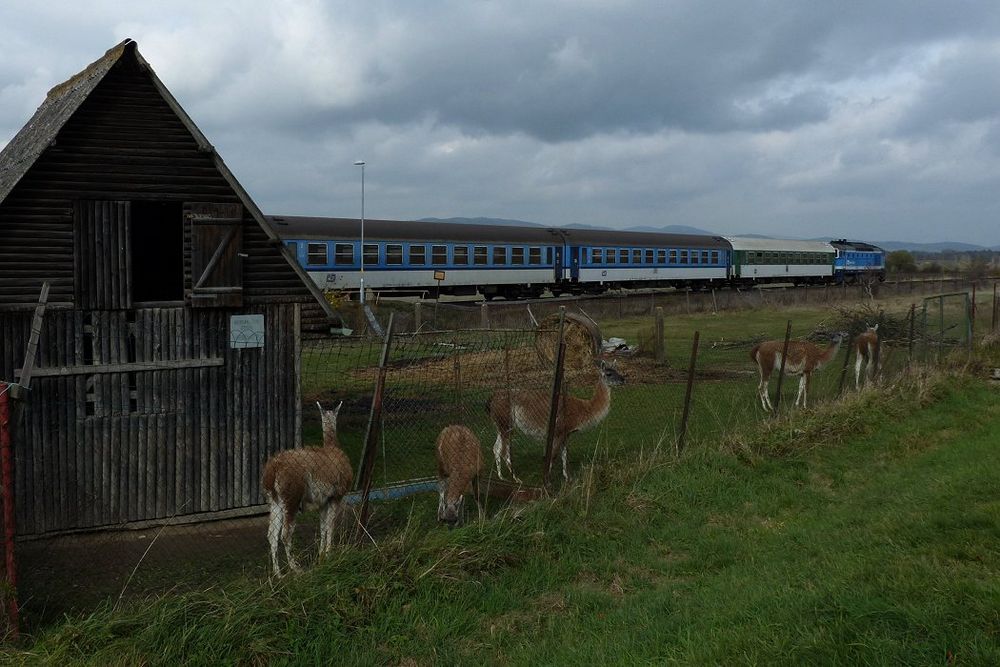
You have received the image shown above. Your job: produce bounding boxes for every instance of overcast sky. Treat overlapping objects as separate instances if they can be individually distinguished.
[3,1,1000,244]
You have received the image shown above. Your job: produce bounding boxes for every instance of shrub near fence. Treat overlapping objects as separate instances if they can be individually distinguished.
[0,282,989,636]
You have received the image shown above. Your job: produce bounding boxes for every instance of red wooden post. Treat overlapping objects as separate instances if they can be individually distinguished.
[0,383,19,640]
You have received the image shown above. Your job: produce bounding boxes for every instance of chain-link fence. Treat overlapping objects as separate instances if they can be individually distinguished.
[334,276,981,336]
[0,280,993,636]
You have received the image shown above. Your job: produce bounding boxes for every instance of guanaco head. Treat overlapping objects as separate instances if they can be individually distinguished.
[598,358,626,386]
[316,401,343,445]
[439,490,465,526]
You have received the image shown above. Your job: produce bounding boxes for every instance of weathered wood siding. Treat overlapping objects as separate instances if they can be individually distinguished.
[0,50,315,310]
[0,305,300,536]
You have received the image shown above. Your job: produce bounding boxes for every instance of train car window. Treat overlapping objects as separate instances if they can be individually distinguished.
[618,249,629,264]
[363,243,379,266]
[657,249,666,264]
[631,249,642,264]
[511,247,525,265]
[680,250,688,265]
[334,243,354,265]
[605,248,615,263]
[409,245,426,265]
[591,248,603,264]
[669,249,677,264]
[493,246,508,265]
[474,246,488,265]
[386,244,403,265]
[645,249,654,264]
[432,245,448,265]
[454,246,469,265]
[691,250,700,265]
[529,247,542,265]
[307,242,328,266]
[711,250,719,264]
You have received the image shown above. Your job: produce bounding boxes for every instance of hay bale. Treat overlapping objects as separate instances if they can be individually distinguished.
[534,312,601,370]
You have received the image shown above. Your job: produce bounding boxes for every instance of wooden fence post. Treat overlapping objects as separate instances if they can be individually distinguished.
[0,384,19,641]
[773,321,792,410]
[654,307,665,363]
[414,302,422,332]
[543,308,568,487]
[907,303,916,366]
[676,331,700,455]
[356,313,395,524]
[992,282,998,331]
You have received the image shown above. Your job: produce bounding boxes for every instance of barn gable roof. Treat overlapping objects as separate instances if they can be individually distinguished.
[0,39,336,321]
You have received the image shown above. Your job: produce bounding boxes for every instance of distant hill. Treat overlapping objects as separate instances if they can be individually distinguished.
[418,216,543,228]
[419,217,715,236]
[876,241,989,253]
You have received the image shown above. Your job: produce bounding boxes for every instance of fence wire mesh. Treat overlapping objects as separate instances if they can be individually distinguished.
[0,278,992,635]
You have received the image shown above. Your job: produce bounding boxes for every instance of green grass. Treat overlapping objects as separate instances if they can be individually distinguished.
[11,368,1000,665]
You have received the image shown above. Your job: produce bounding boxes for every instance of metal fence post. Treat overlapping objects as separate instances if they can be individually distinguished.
[0,383,19,640]
[676,331,700,455]
[356,313,395,524]
[773,321,792,410]
[480,302,489,329]
[542,308,568,487]
[838,334,853,395]
[414,302,422,332]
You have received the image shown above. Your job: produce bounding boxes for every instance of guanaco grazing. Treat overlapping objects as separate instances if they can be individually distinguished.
[751,333,845,411]
[435,425,483,526]
[488,359,625,482]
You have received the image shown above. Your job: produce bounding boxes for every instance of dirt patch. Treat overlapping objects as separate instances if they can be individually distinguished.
[348,345,601,392]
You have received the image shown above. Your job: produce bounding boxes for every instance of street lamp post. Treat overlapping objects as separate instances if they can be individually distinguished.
[353,160,366,304]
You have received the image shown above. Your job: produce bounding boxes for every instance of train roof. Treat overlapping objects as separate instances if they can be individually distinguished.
[829,239,884,252]
[725,237,835,253]
[270,215,731,248]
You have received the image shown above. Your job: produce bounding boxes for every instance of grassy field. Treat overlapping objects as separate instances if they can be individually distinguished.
[10,365,999,664]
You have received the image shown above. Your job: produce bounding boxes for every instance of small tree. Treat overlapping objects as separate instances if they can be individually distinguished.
[886,250,917,273]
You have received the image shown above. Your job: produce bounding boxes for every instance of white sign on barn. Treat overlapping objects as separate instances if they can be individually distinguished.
[230,314,265,348]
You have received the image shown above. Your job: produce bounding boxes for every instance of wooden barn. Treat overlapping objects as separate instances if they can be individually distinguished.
[0,39,338,536]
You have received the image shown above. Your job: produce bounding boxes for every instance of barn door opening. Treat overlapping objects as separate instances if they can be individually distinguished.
[186,202,244,307]
[131,201,184,303]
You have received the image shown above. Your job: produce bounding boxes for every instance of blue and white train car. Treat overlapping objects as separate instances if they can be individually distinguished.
[559,228,730,293]
[829,239,886,283]
[271,216,563,299]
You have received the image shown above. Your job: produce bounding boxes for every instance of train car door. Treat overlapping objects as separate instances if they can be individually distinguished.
[553,246,564,282]
[568,246,581,281]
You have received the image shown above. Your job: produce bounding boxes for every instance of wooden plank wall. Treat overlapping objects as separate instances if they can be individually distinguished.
[73,200,132,310]
[0,304,298,536]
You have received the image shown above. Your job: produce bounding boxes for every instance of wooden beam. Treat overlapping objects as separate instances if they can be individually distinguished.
[17,357,224,378]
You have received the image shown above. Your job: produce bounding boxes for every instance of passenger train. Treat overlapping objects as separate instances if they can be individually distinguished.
[270,216,885,300]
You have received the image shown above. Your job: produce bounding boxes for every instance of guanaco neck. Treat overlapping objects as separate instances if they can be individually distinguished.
[321,425,341,449]
[575,370,611,431]
[820,337,843,365]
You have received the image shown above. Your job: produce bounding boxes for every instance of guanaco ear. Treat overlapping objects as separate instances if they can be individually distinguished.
[332,401,343,419]
[316,401,323,414]
[873,323,879,332]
